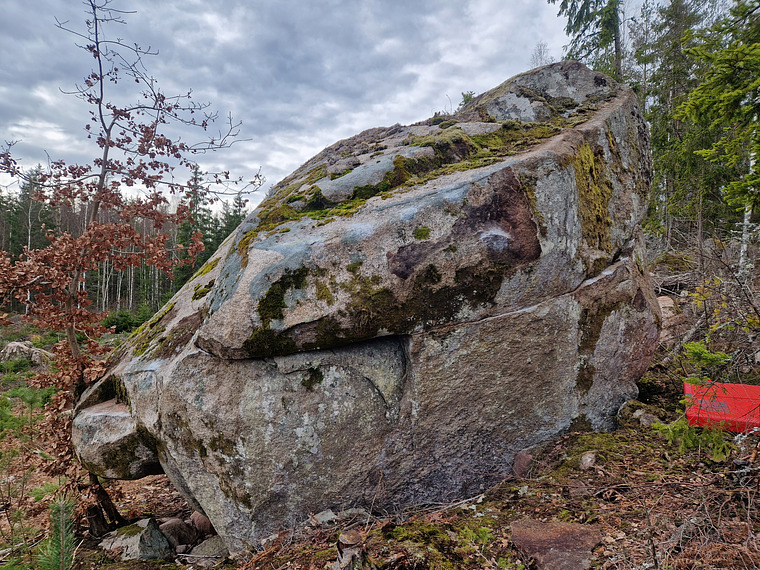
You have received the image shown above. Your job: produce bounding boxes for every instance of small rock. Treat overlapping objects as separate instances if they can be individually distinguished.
[184,535,230,568]
[638,412,660,427]
[176,544,188,554]
[511,520,601,570]
[337,507,369,521]
[159,517,199,549]
[310,508,337,526]
[190,510,214,535]
[99,518,173,561]
[579,451,596,470]
[513,450,534,478]
[338,529,362,546]
[190,535,229,558]
[331,545,363,570]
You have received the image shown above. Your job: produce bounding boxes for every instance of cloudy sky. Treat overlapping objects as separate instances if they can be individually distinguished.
[1,0,577,206]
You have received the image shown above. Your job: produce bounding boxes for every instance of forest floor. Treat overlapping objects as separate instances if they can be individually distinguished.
[1,267,760,568]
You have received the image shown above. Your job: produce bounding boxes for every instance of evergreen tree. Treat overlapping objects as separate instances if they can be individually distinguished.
[10,166,56,256]
[216,192,249,243]
[636,0,738,262]
[36,498,76,570]
[678,0,759,271]
[679,0,760,206]
[174,165,217,288]
[547,0,625,79]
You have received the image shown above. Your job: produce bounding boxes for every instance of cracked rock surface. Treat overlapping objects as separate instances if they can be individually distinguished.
[72,62,659,555]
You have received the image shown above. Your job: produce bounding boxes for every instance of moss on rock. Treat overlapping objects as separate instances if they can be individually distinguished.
[572,142,614,261]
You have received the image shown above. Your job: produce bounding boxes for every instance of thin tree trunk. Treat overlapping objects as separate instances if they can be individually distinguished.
[614,23,623,80]
[739,202,752,278]
[697,191,704,276]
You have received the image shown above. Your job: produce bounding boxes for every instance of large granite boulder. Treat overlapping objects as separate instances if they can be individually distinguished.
[72,62,659,555]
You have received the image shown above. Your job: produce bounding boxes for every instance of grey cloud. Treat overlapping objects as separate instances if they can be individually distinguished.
[1,0,570,196]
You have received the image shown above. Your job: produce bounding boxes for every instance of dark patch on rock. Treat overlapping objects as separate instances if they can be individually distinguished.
[388,167,540,280]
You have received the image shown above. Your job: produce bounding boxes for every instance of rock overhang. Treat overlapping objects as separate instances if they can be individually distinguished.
[72,61,659,555]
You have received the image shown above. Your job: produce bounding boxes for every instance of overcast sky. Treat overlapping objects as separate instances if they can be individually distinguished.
[1,0,578,206]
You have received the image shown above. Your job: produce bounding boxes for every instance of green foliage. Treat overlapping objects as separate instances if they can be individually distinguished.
[413,226,431,240]
[547,0,623,78]
[7,385,55,411]
[0,384,55,440]
[0,397,27,438]
[36,498,76,570]
[174,166,250,290]
[678,0,760,207]
[498,558,527,569]
[653,417,734,461]
[683,341,731,372]
[101,305,154,333]
[102,309,138,333]
[30,481,59,502]
[0,358,31,374]
[457,525,493,548]
[457,90,476,111]
[653,342,735,461]
[639,0,739,248]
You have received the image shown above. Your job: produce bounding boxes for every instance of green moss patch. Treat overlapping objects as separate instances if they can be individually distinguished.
[572,142,614,259]
[189,257,219,281]
[192,280,215,301]
[413,226,431,240]
[301,367,324,390]
[129,302,176,357]
[257,267,309,326]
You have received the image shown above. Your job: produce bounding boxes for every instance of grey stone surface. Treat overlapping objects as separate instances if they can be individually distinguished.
[159,517,199,549]
[72,62,659,555]
[190,535,229,556]
[99,518,173,561]
[72,399,161,479]
[0,341,53,367]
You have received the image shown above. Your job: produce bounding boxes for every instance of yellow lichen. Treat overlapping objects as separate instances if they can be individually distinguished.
[572,142,613,256]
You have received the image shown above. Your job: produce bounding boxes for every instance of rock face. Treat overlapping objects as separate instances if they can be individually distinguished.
[72,62,659,555]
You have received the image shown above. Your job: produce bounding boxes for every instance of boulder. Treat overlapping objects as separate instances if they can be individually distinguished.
[0,341,53,368]
[72,62,659,555]
[159,517,199,549]
[99,518,173,561]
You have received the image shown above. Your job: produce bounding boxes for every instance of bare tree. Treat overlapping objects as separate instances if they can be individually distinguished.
[0,0,262,514]
[531,41,556,68]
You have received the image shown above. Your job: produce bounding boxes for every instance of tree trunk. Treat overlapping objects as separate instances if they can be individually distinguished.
[739,202,752,278]
[697,191,704,276]
[614,20,623,81]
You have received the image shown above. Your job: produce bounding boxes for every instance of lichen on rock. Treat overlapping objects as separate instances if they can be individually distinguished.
[72,61,659,556]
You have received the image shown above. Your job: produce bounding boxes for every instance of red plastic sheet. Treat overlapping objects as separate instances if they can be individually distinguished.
[684,381,760,433]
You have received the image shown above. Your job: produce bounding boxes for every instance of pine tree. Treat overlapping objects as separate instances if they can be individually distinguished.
[36,498,76,570]
[638,0,738,262]
[678,0,760,272]
[547,0,625,79]
[679,0,760,205]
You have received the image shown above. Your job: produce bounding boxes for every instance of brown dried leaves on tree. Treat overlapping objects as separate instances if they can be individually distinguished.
[0,0,260,480]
